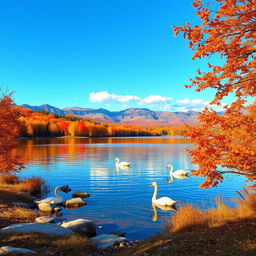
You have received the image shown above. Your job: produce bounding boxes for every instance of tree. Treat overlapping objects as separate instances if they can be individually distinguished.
[173,0,256,188]
[0,92,24,173]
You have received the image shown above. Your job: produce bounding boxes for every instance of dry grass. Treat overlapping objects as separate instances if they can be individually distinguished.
[0,175,46,196]
[0,174,19,184]
[0,233,94,256]
[168,204,206,232]
[168,187,256,233]
[17,177,46,195]
[0,205,36,220]
[53,235,94,255]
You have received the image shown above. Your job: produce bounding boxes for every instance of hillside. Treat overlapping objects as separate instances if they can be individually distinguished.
[20,104,199,125]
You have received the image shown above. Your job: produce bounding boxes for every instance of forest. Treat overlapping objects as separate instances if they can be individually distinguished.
[14,106,186,138]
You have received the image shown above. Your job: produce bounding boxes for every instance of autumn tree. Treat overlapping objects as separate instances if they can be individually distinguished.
[0,92,24,173]
[173,0,256,187]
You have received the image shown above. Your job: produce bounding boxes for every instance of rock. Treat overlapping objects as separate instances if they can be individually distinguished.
[64,198,86,207]
[72,190,90,198]
[107,230,126,237]
[54,207,62,213]
[35,216,55,223]
[38,202,55,212]
[0,246,36,255]
[61,218,96,237]
[0,223,74,237]
[91,234,127,250]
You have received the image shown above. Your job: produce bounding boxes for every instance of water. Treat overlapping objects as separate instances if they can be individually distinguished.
[17,137,247,240]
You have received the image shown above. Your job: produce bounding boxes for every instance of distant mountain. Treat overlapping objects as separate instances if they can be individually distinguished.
[19,104,199,125]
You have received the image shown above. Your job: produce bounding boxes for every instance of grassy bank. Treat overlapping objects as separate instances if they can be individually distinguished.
[0,175,94,256]
[0,175,255,255]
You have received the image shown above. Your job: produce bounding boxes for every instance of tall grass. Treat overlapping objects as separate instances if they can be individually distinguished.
[0,175,46,196]
[17,177,46,195]
[168,187,256,233]
[169,204,206,232]
[0,175,19,184]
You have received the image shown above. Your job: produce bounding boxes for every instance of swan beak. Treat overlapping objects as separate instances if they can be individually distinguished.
[149,184,153,187]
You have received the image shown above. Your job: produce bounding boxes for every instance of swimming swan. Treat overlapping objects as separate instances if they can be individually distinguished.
[149,182,177,206]
[115,158,131,168]
[167,164,189,177]
[35,185,71,205]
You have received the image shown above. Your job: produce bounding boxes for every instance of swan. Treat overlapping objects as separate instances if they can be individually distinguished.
[167,164,189,177]
[149,182,177,206]
[115,158,131,168]
[35,185,71,205]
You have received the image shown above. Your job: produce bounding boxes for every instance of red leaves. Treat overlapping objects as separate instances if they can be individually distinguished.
[0,93,24,173]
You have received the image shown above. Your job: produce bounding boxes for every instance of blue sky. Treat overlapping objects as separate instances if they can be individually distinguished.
[0,0,225,112]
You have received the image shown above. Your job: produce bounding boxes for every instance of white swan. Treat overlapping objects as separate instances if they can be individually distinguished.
[149,182,177,206]
[35,185,71,205]
[115,158,131,168]
[167,164,189,177]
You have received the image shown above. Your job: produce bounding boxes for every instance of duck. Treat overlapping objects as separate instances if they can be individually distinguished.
[167,164,189,177]
[115,158,131,168]
[34,185,71,205]
[149,182,177,206]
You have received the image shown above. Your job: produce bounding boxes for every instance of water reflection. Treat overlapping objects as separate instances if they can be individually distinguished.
[16,137,247,241]
[151,203,177,222]
[115,166,131,172]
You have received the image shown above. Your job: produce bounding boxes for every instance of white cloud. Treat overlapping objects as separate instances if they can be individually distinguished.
[163,104,171,110]
[121,105,130,109]
[89,91,140,103]
[174,98,225,112]
[176,98,208,106]
[138,95,172,105]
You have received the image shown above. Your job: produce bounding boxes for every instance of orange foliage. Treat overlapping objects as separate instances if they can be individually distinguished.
[0,93,24,173]
[173,0,256,187]
[15,107,185,138]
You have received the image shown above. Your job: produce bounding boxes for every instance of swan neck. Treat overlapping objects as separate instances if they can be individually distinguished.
[169,165,174,174]
[152,184,158,201]
[54,187,62,199]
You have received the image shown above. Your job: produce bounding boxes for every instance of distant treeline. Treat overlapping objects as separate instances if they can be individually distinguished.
[15,107,186,137]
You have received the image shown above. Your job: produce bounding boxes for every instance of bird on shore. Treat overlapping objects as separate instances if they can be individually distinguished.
[149,181,177,206]
[34,185,71,205]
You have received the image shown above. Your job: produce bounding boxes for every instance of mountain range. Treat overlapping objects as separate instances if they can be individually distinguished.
[19,104,199,126]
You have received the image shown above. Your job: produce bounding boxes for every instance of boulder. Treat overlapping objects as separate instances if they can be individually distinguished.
[0,246,36,255]
[64,198,86,207]
[61,218,96,237]
[35,216,55,223]
[91,234,127,250]
[0,223,74,237]
[38,202,55,212]
[72,190,90,198]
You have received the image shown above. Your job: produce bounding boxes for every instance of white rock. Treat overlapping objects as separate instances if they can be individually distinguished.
[0,246,36,255]
[72,190,90,198]
[38,202,54,212]
[61,218,96,237]
[64,198,86,206]
[0,223,74,237]
[91,234,127,250]
[35,216,54,223]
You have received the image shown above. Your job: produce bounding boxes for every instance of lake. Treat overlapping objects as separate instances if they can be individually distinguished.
[17,137,247,240]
